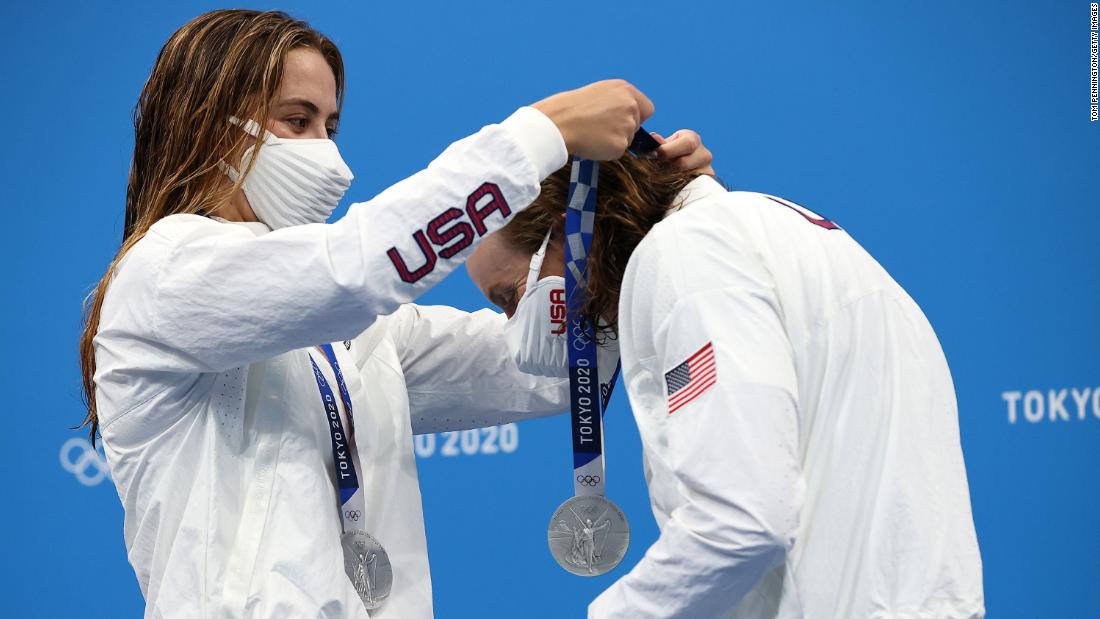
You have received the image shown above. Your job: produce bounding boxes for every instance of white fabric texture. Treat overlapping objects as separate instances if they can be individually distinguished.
[93,107,570,618]
[589,176,984,619]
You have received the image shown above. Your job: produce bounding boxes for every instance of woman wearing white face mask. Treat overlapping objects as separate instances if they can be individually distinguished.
[76,9,723,618]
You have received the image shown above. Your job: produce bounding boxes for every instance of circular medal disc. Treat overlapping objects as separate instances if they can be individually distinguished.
[341,530,393,610]
[547,495,630,576]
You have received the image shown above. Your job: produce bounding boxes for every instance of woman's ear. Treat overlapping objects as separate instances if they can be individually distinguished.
[552,212,567,238]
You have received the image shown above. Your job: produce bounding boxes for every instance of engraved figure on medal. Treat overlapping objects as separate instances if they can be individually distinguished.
[547,495,630,576]
[351,548,377,602]
[559,510,609,572]
[341,531,393,610]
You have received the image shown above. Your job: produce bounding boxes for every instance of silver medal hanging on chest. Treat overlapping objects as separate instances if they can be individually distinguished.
[341,528,393,609]
[547,494,630,576]
[312,346,395,611]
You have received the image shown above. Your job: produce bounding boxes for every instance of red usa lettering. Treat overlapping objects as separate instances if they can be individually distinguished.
[765,195,840,230]
[550,288,566,335]
[387,182,511,283]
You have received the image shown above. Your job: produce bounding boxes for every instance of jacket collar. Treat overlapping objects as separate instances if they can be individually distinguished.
[665,175,727,219]
[211,216,272,237]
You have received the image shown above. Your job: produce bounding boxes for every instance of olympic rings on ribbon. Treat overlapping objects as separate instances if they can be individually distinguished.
[576,475,602,486]
[345,510,362,521]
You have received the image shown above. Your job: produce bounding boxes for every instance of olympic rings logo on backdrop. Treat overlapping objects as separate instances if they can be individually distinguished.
[59,437,110,487]
[345,510,361,522]
[576,475,602,486]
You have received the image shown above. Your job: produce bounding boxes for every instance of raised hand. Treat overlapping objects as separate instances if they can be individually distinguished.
[533,79,654,161]
[651,129,715,176]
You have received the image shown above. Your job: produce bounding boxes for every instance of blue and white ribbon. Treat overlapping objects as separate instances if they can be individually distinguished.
[565,158,620,498]
[310,343,366,533]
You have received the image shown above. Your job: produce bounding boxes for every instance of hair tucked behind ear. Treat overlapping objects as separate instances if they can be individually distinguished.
[79,10,344,443]
[500,156,700,342]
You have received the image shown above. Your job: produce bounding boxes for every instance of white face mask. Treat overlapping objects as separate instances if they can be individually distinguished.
[503,230,570,378]
[222,117,354,229]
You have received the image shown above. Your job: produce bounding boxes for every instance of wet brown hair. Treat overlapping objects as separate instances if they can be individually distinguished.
[78,10,344,442]
[500,156,700,342]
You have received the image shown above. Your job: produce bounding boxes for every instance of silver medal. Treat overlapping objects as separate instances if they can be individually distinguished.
[547,495,630,576]
[341,530,393,610]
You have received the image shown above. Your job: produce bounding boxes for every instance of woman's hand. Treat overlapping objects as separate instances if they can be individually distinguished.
[652,129,715,176]
[534,80,654,161]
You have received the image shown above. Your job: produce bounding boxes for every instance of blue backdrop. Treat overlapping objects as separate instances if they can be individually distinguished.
[3,1,1097,616]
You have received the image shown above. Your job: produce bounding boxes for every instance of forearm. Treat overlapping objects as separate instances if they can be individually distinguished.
[590,501,791,619]
[393,305,569,434]
[145,109,565,372]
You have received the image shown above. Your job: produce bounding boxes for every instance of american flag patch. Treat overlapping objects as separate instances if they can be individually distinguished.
[665,342,717,414]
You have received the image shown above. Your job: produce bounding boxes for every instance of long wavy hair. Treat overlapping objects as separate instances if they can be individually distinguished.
[500,157,700,342]
[78,10,344,441]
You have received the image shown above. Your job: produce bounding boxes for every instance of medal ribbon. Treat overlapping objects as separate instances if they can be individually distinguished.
[565,158,621,497]
[310,343,366,533]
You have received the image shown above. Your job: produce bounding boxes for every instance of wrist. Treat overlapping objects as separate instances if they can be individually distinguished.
[500,106,568,180]
[532,98,576,155]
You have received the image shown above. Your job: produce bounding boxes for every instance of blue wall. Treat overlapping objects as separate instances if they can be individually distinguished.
[4,1,1097,616]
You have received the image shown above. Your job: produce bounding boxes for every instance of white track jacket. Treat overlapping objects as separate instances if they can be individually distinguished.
[589,176,984,618]
[93,108,570,618]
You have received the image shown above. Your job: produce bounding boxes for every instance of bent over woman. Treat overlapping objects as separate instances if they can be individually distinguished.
[468,156,985,618]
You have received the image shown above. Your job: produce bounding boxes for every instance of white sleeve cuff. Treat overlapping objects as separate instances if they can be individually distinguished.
[499,106,568,181]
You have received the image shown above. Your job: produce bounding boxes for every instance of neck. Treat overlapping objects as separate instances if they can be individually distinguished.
[217,188,260,223]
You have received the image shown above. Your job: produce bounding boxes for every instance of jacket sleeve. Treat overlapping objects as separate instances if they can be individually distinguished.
[589,219,804,618]
[385,304,569,434]
[95,108,566,377]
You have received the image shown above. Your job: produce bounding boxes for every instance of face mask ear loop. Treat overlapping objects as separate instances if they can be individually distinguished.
[525,228,554,293]
[227,116,266,139]
[220,116,271,182]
